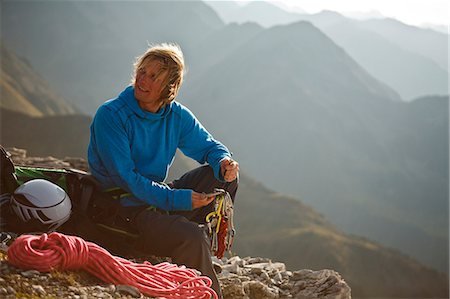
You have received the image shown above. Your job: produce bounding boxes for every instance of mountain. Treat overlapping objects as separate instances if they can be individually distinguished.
[0,44,78,116]
[168,153,449,298]
[0,108,91,159]
[1,1,224,114]
[206,4,448,100]
[181,21,449,274]
[317,15,448,100]
[357,18,448,72]
[204,1,306,28]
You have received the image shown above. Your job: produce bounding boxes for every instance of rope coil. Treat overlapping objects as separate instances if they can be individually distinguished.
[7,232,217,299]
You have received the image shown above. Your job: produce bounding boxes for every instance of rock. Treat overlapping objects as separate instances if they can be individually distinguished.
[293,269,351,299]
[244,257,272,264]
[260,271,271,282]
[21,270,41,278]
[63,157,89,171]
[115,285,142,298]
[243,280,278,299]
[105,284,116,293]
[212,256,224,266]
[223,261,242,275]
[228,256,245,267]
[32,285,47,296]
[273,272,283,284]
[291,269,313,281]
[6,286,15,294]
[220,277,248,299]
[213,261,223,274]
[7,147,26,159]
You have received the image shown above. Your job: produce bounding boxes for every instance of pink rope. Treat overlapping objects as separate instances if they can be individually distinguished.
[7,232,217,299]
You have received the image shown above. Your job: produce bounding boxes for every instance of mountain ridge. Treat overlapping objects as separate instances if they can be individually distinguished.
[180,19,448,274]
[0,44,78,116]
[206,1,448,100]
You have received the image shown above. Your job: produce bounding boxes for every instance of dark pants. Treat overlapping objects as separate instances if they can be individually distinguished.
[120,165,238,298]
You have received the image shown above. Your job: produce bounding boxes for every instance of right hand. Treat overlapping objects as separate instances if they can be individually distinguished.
[191,191,215,210]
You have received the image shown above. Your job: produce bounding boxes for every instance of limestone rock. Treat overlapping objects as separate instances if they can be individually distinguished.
[219,257,351,299]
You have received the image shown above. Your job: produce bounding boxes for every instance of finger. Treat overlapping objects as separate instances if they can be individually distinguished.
[225,162,239,172]
[224,172,237,182]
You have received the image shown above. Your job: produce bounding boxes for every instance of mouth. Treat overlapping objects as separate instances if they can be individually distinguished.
[137,85,150,93]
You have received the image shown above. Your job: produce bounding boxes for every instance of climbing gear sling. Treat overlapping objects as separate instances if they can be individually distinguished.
[205,189,235,258]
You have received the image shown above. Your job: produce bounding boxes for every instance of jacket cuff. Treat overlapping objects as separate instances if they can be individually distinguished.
[172,189,193,210]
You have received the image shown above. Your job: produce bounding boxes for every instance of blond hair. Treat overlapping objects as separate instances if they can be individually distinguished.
[132,43,185,106]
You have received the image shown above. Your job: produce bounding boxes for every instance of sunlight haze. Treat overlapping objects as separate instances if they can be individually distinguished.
[233,0,450,28]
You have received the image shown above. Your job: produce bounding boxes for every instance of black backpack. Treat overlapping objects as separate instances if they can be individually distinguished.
[0,145,19,195]
[0,146,19,231]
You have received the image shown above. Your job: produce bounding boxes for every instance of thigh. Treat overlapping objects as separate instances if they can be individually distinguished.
[132,208,204,257]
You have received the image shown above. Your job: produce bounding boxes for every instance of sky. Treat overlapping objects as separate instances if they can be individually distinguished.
[234,0,450,28]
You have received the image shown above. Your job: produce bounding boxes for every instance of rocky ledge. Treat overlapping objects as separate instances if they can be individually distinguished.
[1,148,351,299]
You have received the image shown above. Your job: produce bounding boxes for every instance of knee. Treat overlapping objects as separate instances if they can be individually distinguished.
[180,222,209,248]
[226,178,239,202]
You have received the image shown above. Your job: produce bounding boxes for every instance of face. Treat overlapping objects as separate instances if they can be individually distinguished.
[134,60,168,112]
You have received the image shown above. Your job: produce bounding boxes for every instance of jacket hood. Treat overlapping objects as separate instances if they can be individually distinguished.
[119,85,172,120]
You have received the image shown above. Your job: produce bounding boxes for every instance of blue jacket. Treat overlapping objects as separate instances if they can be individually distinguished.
[87,86,231,211]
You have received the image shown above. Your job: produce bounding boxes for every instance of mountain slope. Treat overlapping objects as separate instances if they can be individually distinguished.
[181,20,449,274]
[1,1,224,114]
[0,108,91,158]
[358,18,448,72]
[205,1,306,28]
[320,18,448,100]
[287,12,449,100]
[1,44,77,116]
[168,153,448,298]
[206,4,448,100]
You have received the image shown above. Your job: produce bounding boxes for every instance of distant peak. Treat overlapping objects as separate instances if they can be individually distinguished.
[316,10,345,17]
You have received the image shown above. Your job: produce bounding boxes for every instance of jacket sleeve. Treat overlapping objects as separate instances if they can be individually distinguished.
[90,106,192,211]
[178,106,231,181]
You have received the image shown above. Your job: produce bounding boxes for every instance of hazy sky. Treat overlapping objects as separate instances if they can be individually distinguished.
[234,0,450,27]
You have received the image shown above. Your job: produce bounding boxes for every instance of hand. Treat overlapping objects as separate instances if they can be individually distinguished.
[192,191,215,209]
[220,158,239,182]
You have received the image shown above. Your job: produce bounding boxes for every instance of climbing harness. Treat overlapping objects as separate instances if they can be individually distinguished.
[205,189,235,259]
[7,232,217,299]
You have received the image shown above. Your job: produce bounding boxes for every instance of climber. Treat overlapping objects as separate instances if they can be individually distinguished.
[87,43,239,298]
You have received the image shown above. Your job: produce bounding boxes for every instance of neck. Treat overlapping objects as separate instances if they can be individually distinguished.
[139,101,163,113]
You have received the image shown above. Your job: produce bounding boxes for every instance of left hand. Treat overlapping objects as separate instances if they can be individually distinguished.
[220,158,239,182]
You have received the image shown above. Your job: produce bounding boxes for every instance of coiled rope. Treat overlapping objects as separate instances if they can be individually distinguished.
[7,232,217,299]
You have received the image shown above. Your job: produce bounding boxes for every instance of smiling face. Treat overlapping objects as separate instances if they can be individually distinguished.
[132,44,185,111]
[134,59,169,113]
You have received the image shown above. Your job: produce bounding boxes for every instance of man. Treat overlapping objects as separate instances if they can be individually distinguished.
[87,43,239,298]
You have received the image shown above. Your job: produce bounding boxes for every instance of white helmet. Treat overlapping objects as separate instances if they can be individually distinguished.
[11,179,72,231]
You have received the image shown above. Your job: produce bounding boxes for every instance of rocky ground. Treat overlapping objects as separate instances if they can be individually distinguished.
[0,148,351,298]
[0,251,350,299]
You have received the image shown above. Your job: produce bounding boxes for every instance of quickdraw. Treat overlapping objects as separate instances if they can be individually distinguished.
[205,189,235,259]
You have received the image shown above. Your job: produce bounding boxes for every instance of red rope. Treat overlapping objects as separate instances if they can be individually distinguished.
[7,232,217,299]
